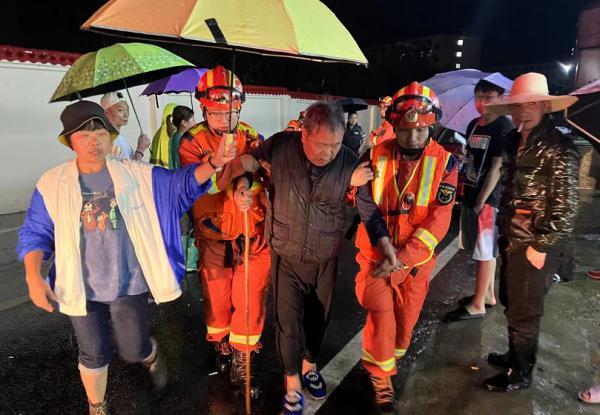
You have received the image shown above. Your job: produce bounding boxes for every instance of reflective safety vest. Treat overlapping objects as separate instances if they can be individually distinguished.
[370,120,394,146]
[356,139,453,265]
[285,119,301,131]
[179,121,266,241]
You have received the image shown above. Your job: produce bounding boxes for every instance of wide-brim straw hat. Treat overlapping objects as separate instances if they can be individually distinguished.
[485,72,578,115]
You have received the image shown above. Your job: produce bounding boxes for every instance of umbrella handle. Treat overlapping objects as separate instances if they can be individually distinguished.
[123,80,144,134]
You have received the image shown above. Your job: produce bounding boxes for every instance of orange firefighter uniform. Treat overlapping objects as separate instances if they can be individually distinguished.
[355,84,457,377]
[179,66,270,352]
[369,120,394,146]
[370,96,394,146]
[179,121,270,351]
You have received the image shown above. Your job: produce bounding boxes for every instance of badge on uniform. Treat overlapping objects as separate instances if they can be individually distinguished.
[401,192,415,212]
[436,183,456,205]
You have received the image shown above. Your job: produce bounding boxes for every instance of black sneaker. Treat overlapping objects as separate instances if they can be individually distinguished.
[485,369,531,392]
[369,374,394,414]
[230,346,261,399]
[214,339,233,374]
[88,400,109,415]
[143,337,168,390]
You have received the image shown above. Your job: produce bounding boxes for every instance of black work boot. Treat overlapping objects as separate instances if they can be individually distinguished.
[214,338,233,374]
[230,347,261,400]
[484,368,532,392]
[486,351,511,369]
[368,374,394,414]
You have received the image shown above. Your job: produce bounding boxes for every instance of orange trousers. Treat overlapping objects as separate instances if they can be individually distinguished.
[354,253,434,377]
[197,238,270,351]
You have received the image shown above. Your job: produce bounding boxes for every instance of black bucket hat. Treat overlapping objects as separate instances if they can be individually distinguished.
[58,100,118,147]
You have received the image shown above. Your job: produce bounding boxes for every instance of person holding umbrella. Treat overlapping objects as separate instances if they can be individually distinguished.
[100,92,151,161]
[178,66,269,399]
[483,73,579,392]
[16,100,236,415]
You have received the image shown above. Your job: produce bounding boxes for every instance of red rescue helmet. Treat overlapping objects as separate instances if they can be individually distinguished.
[378,96,392,108]
[386,82,442,129]
[196,65,245,111]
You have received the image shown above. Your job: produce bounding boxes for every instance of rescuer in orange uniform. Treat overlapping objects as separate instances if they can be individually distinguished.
[354,82,458,413]
[369,96,394,147]
[285,111,306,131]
[178,66,269,398]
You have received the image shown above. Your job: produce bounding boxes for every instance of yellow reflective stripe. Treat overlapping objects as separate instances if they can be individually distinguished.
[229,332,261,346]
[206,325,230,335]
[373,156,388,205]
[415,228,438,252]
[416,156,437,206]
[414,250,435,268]
[394,348,407,358]
[362,349,396,372]
[207,174,220,194]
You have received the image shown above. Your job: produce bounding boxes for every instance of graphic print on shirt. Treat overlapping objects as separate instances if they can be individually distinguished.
[465,133,491,185]
[80,191,121,233]
[81,201,100,231]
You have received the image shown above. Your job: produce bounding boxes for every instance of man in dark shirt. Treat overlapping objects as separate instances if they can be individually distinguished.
[445,80,513,322]
[223,102,386,415]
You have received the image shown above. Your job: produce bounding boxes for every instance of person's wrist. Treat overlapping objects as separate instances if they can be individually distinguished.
[135,150,144,157]
[208,157,223,171]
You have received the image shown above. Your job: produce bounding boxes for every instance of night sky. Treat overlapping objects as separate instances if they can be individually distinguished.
[0,0,595,96]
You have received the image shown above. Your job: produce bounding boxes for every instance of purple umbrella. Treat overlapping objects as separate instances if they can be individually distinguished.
[421,69,513,134]
[140,67,208,95]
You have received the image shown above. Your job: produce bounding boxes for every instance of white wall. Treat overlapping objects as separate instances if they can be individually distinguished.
[0,61,378,214]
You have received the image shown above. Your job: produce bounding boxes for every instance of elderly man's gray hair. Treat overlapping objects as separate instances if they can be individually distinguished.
[303,101,345,135]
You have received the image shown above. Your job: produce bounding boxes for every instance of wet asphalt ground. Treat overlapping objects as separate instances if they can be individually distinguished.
[1,195,599,414]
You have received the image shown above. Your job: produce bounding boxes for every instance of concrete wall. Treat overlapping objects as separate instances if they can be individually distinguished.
[0,61,378,214]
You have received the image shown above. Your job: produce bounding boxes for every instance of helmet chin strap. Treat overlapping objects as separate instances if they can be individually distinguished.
[398,136,431,158]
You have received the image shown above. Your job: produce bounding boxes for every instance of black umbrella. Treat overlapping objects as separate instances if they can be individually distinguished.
[567,80,600,149]
[336,97,369,113]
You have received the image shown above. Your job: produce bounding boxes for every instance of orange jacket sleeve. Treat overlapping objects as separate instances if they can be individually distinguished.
[178,134,207,167]
[396,159,458,269]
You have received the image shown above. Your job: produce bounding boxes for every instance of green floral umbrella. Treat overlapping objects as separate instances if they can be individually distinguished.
[50,42,193,102]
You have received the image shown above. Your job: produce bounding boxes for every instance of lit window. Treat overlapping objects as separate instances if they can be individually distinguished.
[456,51,462,58]
[457,39,464,46]
[456,63,461,69]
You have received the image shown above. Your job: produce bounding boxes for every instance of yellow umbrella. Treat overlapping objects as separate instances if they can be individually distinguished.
[82,0,368,66]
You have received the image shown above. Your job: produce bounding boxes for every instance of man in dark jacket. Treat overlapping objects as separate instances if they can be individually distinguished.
[222,101,390,414]
[483,73,580,392]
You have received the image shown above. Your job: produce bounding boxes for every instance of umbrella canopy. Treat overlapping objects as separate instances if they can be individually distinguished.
[336,97,368,113]
[81,0,367,66]
[50,42,193,102]
[141,67,208,96]
[421,69,513,134]
[567,80,600,146]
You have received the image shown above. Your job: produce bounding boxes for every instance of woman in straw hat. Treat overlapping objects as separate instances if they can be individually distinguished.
[481,72,580,392]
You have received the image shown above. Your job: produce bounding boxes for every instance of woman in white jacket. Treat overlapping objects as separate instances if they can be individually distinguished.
[17,100,236,415]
